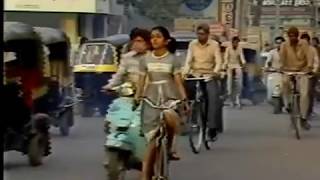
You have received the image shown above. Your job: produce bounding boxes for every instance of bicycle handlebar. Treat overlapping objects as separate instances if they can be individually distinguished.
[184,77,212,82]
[281,71,310,76]
[141,97,183,110]
[262,67,281,73]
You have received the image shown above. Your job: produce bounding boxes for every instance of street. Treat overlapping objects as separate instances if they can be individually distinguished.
[4,103,320,180]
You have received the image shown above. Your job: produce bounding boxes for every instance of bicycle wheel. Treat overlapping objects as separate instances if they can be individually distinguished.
[290,95,301,140]
[188,102,204,154]
[153,139,169,180]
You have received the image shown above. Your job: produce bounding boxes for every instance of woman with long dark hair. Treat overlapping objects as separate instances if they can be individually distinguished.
[135,26,189,180]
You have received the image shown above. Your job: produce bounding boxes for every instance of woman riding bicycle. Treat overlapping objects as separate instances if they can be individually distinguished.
[134,26,189,180]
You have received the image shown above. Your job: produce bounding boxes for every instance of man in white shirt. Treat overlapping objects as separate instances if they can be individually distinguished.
[264,36,285,103]
[265,36,285,70]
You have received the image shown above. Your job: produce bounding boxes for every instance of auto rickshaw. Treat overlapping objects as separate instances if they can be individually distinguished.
[3,21,52,166]
[73,34,130,117]
[34,27,75,136]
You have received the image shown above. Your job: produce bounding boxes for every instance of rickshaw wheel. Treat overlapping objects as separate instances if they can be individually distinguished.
[28,133,46,166]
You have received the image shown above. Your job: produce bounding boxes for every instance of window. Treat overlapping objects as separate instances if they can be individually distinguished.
[79,44,115,65]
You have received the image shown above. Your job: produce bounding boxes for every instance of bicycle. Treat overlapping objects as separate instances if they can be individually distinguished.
[141,97,182,180]
[282,71,310,140]
[228,67,243,109]
[184,76,213,154]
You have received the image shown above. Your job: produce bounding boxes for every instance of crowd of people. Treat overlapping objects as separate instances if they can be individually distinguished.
[102,24,320,180]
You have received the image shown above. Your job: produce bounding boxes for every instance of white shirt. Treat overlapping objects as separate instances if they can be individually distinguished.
[265,48,281,69]
[224,45,246,69]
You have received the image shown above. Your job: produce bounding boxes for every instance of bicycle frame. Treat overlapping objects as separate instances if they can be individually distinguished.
[282,71,309,140]
[141,94,182,179]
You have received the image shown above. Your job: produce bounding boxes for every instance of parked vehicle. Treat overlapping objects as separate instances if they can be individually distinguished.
[4,22,51,166]
[73,34,130,117]
[264,68,283,114]
[34,27,75,136]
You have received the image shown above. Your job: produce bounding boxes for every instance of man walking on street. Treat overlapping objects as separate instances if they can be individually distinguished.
[183,23,223,140]
[280,27,314,130]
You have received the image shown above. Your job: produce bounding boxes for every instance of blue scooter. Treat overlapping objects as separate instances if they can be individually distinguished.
[103,82,147,180]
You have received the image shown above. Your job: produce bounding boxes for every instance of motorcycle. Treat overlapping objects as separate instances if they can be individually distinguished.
[103,82,147,180]
[264,68,283,114]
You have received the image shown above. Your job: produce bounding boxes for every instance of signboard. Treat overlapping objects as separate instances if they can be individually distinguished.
[261,6,313,16]
[220,0,236,28]
[5,0,97,13]
[185,0,213,11]
[260,0,312,6]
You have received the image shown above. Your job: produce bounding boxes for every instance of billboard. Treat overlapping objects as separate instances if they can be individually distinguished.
[5,0,97,13]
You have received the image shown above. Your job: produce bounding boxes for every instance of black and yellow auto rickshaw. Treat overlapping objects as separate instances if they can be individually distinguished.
[34,27,75,136]
[3,21,51,166]
[73,34,130,117]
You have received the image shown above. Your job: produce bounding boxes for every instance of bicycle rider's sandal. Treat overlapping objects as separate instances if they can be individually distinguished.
[169,152,181,161]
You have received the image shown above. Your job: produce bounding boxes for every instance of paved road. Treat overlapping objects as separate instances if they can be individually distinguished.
[4,103,320,180]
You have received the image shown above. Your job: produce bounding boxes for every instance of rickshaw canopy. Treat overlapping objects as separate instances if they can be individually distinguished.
[4,52,17,63]
[34,27,68,45]
[88,34,130,47]
[4,21,39,42]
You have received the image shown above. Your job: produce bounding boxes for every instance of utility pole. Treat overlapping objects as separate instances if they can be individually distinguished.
[275,0,282,38]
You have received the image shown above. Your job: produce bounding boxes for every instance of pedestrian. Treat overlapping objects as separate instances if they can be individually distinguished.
[182,23,223,140]
[280,26,314,130]
[224,36,247,108]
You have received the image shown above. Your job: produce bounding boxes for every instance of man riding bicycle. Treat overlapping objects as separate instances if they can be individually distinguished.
[224,37,246,108]
[279,27,314,130]
[182,23,223,141]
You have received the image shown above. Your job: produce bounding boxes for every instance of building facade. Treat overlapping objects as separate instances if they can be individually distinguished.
[4,0,125,46]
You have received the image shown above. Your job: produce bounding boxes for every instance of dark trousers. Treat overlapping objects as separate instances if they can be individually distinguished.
[186,79,222,130]
[309,76,318,115]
